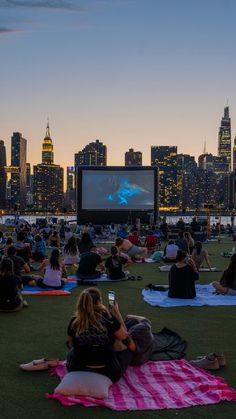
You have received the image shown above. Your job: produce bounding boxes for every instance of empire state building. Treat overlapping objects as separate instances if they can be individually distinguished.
[33,122,64,211]
[42,122,54,164]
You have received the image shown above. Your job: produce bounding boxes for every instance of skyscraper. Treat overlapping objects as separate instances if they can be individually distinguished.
[125,148,142,166]
[151,146,178,208]
[10,132,27,211]
[33,123,64,211]
[218,106,231,171]
[65,166,75,210]
[0,140,7,210]
[42,122,54,164]
[74,139,107,168]
[233,134,236,172]
[177,154,197,209]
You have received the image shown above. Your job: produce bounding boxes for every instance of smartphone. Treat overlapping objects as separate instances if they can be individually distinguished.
[108,291,116,305]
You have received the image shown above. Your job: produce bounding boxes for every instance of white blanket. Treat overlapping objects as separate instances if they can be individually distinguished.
[142,284,236,307]
[159,265,219,272]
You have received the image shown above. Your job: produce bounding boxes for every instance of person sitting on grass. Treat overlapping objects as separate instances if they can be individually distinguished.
[3,237,13,256]
[127,231,141,246]
[168,250,199,299]
[115,237,148,262]
[175,231,188,252]
[32,235,47,262]
[76,245,105,281]
[36,249,67,289]
[63,236,80,265]
[15,232,32,263]
[144,231,158,252]
[77,232,94,255]
[191,241,212,271]
[162,240,179,263]
[66,287,136,382]
[0,258,28,312]
[48,231,60,248]
[184,231,195,254]
[105,246,129,280]
[6,246,36,286]
[212,254,236,295]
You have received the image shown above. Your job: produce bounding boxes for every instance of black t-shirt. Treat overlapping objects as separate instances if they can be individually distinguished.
[77,252,102,275]
[9,255,25,276]
[105,256,127,279]
[67,311,121,366]
[168,264,199,299]
[0,275,22,309]
[78,242,93,255]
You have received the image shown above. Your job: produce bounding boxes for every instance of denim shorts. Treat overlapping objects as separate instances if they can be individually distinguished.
[127,245,142,257]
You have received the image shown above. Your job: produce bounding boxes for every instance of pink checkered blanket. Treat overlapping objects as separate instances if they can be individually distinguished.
[47,359,236,410]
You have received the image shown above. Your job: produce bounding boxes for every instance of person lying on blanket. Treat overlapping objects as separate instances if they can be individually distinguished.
[115,237,147,262]
[212,254,236,295]
[168,250,199,299]
[66,287,136,382]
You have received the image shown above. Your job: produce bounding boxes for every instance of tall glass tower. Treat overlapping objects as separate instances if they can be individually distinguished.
[151,146,178,208]
[218,106,231,172]
[11,132,27,210]
[0,140,7,209]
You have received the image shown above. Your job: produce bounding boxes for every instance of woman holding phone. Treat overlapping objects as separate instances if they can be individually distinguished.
[66,287,136,382]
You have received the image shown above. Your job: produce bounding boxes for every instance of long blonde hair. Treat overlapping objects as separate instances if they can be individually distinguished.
[72,287,110,335]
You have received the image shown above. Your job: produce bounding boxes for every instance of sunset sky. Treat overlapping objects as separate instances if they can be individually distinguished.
[1,0,236,172]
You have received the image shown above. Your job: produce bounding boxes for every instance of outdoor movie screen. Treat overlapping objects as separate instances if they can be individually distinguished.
[81,169,155,210]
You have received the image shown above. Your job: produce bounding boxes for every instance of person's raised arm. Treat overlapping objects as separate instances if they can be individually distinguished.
[38,259,48,272]
[110,303,136,352]
[204,251,212,271]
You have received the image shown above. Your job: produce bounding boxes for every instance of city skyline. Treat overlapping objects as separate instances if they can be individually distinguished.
[1,1,236,172]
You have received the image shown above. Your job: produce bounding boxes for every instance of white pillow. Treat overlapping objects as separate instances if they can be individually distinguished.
[54,371,112,398]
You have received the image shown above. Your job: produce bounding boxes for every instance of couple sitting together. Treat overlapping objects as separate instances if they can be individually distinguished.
[76,245,129,281]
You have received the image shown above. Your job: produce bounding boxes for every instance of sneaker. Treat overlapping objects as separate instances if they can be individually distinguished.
[197,353,226,367]
[190,354,220,370]
[22,300,29,308]
[20,358,59,371]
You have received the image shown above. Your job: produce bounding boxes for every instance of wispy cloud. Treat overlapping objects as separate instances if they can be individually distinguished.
[0,0,83,36]
[0,27,20,33]
[1,0,82,11]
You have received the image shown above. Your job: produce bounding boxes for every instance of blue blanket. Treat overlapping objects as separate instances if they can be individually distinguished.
[22,280,78,295]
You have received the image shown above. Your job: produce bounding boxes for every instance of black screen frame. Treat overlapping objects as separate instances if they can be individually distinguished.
[76,166,158,224]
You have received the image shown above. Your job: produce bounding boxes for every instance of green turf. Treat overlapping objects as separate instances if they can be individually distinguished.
[1,237,236,419]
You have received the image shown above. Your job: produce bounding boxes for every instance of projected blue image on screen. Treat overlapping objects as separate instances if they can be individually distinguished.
[82,170,155,210]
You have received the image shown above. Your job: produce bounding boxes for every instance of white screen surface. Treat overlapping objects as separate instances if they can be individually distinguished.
[81,170,155,210]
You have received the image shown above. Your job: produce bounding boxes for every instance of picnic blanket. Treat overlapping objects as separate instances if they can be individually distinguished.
[70,275,127,283]
[47,359,236,410]
[142,284,236,307]
[159,265,219,272]
[22,279,78,296]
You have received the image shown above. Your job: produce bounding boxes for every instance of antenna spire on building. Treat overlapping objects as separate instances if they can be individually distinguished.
[46,117,50,138]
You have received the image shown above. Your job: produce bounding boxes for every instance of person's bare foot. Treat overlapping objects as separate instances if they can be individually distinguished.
[212,281,228,295]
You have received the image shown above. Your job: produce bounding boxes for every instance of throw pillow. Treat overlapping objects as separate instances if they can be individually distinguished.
[54,371,112,398]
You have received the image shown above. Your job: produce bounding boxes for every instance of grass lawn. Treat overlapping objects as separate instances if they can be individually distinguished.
[1,237,236,419]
